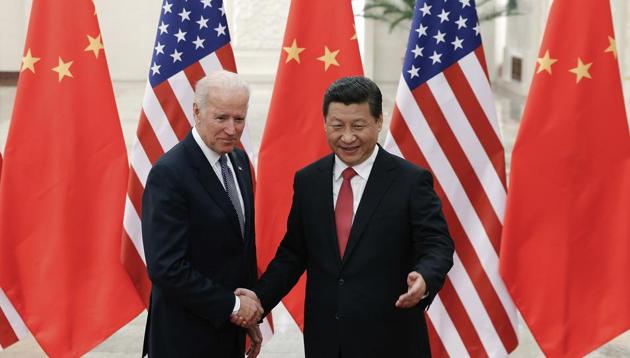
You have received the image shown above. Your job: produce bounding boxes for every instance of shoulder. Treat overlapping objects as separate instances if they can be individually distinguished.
[295,153,334,178]
[153,141,188,172]
[147,139,196,187]
[378,147,432,181]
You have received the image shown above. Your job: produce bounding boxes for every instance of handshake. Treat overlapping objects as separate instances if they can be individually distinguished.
[230,288,263,328]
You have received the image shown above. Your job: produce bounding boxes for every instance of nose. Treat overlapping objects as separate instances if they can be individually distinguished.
[223,119,236,135]
[340,128,355,143]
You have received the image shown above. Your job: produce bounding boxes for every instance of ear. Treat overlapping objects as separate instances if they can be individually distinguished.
[193,103,200,124]
[376,115,384,132]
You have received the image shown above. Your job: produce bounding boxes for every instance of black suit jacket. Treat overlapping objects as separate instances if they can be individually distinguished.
[256,146,453,358]
[142,132,257,357]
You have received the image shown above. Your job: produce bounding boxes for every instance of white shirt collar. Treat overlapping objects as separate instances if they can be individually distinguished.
[334,145,379,181]
[192,127,222,166]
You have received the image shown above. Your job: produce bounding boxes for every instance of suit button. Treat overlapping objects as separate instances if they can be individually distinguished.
[338,278,344,286]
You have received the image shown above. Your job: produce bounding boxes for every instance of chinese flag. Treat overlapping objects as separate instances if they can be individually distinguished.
[255,0,363,328]
[0,0,144,356]
[499,0,630,356]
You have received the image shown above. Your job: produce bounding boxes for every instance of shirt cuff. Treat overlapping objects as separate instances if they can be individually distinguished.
[232,295,240,314]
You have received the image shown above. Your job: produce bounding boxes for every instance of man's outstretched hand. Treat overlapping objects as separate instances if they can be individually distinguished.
[395,271,427,308]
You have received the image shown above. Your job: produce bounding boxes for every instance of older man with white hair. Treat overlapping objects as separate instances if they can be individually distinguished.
[141,71,263,357]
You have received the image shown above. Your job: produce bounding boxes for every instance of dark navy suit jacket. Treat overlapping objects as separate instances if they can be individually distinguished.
[142,132,256,357]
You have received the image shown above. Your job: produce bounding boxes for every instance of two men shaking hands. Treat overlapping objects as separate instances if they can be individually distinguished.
[142,72,454,358]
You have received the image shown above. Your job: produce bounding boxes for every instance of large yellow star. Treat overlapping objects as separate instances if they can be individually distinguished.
[536,50,558,75]
[84,34,104,58]
[605,36,617,59]
[568,58,592,83]
[21,48,41,73]
[317,46,340,71]
[52,57,74,82]
[283,39,305,64]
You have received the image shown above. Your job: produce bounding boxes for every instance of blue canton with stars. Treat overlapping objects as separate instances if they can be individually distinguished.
[149,0,230,87]
[403,0,481,88]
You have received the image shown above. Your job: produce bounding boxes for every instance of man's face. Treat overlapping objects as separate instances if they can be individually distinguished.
[194,89,248,154]
[325,101,382,166]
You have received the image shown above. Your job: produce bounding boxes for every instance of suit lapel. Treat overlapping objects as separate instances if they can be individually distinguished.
[342,147,397,266]
[183,133,242,237]
[229,150,253,239]
[315,155,343,267]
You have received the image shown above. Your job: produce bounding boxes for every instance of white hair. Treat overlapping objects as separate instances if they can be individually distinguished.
[194,71,250,114]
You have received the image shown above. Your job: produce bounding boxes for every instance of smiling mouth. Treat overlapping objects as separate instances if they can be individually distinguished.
[339,146,359,154]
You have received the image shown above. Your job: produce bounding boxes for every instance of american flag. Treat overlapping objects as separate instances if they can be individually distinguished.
[384,0,518,356]
[120,0,269,336]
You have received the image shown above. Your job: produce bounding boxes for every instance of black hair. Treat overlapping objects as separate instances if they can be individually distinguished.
[322,76,382,119]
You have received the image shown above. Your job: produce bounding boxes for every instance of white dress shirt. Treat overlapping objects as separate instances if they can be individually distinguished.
[192,127,245,313]
[191,127,245,219]
[332,145,379,219]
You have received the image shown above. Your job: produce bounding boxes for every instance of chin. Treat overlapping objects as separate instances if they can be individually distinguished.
[222,145,236,153]
[338,155,359,166]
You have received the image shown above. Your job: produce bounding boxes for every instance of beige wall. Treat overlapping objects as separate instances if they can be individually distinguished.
[94,0,161,81]
[0,0,28,72]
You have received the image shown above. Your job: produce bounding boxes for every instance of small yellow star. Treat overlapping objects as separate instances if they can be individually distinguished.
[605,36,617,59]
[536,50,558,75]
[84,34,104,58]
[351,25,357,40]
[317,46,340,71]
[568,58,592,83]
[283,39,305,64]
[52,57,74,82]
[21,48,41,73]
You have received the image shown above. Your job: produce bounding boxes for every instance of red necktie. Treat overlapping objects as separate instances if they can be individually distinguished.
[335,167,357,258]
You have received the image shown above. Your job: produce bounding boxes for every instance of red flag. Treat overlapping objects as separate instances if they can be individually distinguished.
[500,0,630,356]
[0,286,28,351]
[255,0,363,328]
[0,0,144,356]
[1,152,29,351]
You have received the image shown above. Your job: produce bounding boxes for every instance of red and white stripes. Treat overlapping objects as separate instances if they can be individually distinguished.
[0,288,28,350]
[385,49,518,357]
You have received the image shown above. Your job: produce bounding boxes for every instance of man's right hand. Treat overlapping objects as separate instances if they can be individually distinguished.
[231,289,263,327]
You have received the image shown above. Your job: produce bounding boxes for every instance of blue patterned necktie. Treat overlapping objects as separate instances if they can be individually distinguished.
[219,154,244,236]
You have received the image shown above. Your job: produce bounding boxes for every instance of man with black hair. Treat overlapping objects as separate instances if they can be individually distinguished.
[238,76,454,357]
